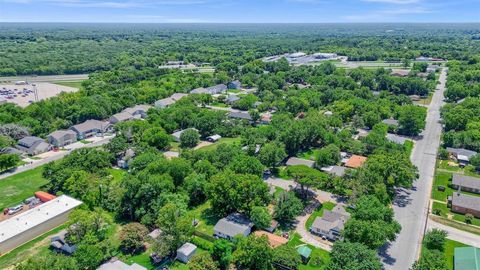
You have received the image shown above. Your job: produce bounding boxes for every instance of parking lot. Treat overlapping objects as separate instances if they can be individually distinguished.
[0,82,79,107]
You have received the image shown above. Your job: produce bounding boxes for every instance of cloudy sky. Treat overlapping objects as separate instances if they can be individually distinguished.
[0,0,478,23]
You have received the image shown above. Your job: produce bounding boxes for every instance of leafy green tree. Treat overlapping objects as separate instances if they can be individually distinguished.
[188,253,219,270]
[412,250,448,270]
[155,203,194,256]
[67,209,113,244]
[227,155,264,177]
[273,191,303,223]
[0,153,20,171]
[470,154,480,171]
[315,144,340,168]
[272,245,302,270]
[258,142,287,170]
[423,229,447,251]
[325,242,382,270]
[287,165,327,200]
[183,173,208,206]
[74,244,104,270]
[211,239,234,270]
[142,127,171,150]
[119,222,149,254]
[180,129,200,148]
[250,206,272,229]
[397,105,426,136]
[207,171,270,216]
[233,235,273,270]
[15,254,78,270]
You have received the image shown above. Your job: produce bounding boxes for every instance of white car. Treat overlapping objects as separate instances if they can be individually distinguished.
[8,205,23,215]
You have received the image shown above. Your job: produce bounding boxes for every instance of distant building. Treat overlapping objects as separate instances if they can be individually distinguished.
[98,258,146,270]
[206,134,222,142]
[225,95,240,105]
[205,84,228,95]
[176,242,197,263]
[16,136,52,155]
[170,93,188,101]
[449,192,480,218]
[228,111,252,121]
[190,87,208,94]
[0,195,82,254]
[446,147,478,166]
[382,118,399,127]
[310,205,351,241]
[214,213,254,240]
[227,80,242,90]
[391,70,410,77]
[386,133,409,145]
[454,247,480,270]
[285,157,315,168]
[321,166,348,178]
[51,231,76,256]
[451,174,480,194]
[122,104,152,119]
[70,119,112,139]
[344,155,367,169]
[171,128,198,142]
[155,97,176,109]
[47,130,77,147]
[427,64,440,73]
[253,231,287,248]
[109,112,134,124]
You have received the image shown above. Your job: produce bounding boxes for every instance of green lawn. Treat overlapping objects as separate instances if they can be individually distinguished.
[107,168,126,184]
[186,202,219,236]
[404,140,414,156]
[444,239,469,270]
[432,201,480,227]
[273,166,291,180]
[197,137,241,152]
[170,141,180,151]
[438,160,463,172]
[0,165,48,209]
[287,233,330,270]
[296,149,318,161]
[432,171,453,202]
[54,81,84,89]
[210,102,228,108]
[305,202,336,231]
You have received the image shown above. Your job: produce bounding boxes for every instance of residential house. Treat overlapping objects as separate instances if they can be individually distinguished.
[228,111,252,121]
[176,242,197,263]
[50,232,76,256]
[321,165,348,178]
[70,120,112,139]
[225,95,240,105]
[454,247,480,270]
[170,93,188,101]
[310,205,351,241]
[190,87,208,94]
[122,104,152,119]
[109,112,134,124]
[213,213,254,240]
[171,128,199,142]
[16,136,52,155]
[155,97,176,109]
[344,155,367,169]
[206,84,228,94]
[285,157,315,168]
[451,174,480,194]
[253,231,287,248]
[386,133,409,145]
[382,118,400,127]
[427,64,440,73]
[98,258,146,270]
[449,192,480,218]
[227,80,242,90]
[47,130,77,147]
[391,70,410,77]
[446,147,478,167]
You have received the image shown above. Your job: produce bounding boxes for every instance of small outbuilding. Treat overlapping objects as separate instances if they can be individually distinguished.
[344,155,367,169]
[176,242,197,263]
[285,157,315,168]
[206,134,222,142]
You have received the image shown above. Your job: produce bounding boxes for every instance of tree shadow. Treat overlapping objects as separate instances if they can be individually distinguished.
[378,242,396,266]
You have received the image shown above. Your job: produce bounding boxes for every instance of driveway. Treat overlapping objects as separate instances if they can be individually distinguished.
[427,218,480,249]
[0,135,114,180]
[382,68,447,270]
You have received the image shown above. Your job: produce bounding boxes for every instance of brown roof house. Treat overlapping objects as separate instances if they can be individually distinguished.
[449,192,480,218]
[310,205,350,241]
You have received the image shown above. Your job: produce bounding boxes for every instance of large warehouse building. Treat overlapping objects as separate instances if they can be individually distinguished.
[0,195,82,255]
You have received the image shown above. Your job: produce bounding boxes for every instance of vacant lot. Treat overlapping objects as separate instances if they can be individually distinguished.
[0,166,48,209]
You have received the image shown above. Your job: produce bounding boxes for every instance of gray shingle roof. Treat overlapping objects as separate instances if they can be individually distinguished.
[382,119,399,127]
[206,84,227,94]
[18,136,44,147]
[386,133,409,144]
[452,174,480,191]
[214,213,253,238]
[311,205,350,232]
[447,148,478,159]
[123,104,152,115]
[322,165,348,177]
[155,97,176,108]
[110,112,133,123]
[228,111,252,120]
[170,93,188,101]
[286,157,315,168]
[177,242,197,257]
[452,192,480,211]
[48,130,77,140]
[70,120,110,134]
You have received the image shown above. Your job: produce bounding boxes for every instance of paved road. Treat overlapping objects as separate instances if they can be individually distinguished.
[0,74,88,83]
[427,218,480,249]
[382,68,447,269]
[0,135,113,180]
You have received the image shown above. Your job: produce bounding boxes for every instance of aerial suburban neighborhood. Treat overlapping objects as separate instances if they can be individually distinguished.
[0,2,479,270]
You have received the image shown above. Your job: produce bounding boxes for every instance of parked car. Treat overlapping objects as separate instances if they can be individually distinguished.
[8,204,23,215]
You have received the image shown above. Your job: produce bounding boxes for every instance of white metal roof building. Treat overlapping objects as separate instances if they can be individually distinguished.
[0,195,82,254]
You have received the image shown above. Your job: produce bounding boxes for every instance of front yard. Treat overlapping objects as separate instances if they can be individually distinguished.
[0,165,48,209]
[287,233,330,270]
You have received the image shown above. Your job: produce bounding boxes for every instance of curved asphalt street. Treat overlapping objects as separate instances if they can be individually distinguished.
[382,68,447,270]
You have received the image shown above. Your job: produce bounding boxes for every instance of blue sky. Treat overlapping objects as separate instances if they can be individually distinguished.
[0,0,478,23]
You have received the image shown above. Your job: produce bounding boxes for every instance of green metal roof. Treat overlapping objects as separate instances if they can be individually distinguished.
[297,245,312,258]
[455,247,480,270]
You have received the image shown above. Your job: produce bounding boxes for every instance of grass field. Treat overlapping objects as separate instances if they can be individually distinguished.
[196,137,241,152]
[0,165,48,209]
[431,172,453,202]
[54,81,84,89]
[305,202,336,231]
[445,239,468,270]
